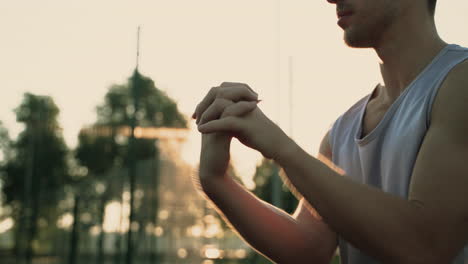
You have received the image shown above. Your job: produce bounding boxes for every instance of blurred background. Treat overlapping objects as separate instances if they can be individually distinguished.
[1,1,467,263]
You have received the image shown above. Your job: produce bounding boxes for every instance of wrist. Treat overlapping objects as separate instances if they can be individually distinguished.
[200,175,230,197]
[272,134,302,166]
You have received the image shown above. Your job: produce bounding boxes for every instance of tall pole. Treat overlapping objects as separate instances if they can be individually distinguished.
[288,56,294,139]
[126,26,141,264]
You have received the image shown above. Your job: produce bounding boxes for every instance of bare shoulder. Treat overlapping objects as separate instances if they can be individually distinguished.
[431,59,468,132]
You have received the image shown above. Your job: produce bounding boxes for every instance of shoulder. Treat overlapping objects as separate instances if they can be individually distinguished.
[430,59,468,136]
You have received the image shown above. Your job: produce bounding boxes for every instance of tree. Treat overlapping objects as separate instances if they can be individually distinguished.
[75,70,188,264]
[252,158,298,214]
[0,121,11,196]
[0,93,70,264]
[0,121,11,223]
[0,121,11,163]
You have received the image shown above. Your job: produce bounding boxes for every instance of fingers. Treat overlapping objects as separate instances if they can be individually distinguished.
[193,87,218,123]
[221,82,258,97]
[220,101,258,119]
[198,98,233,125]
[198,117,240,134]
[218,86,258,102]
[197,100,259,134]
[199,99,258,126]
[192,83,258,122]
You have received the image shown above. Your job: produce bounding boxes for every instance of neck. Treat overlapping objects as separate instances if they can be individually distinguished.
[375,15,447,102]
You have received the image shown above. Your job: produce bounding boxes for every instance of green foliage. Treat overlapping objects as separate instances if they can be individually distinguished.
[252,159,298,214]
[75,70,189,197]
[96,71,187,128]
[79,70,188,173]
[72,70,189,262]
[75,133,119,175]
[0,93,70,256]
[2,93,69,208]
[0,121,10,164]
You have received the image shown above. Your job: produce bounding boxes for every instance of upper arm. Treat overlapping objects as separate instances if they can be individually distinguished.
[292,131,338,260]
[408,60,468,259]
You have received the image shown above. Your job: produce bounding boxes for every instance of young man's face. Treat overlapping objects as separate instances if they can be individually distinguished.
[327,0,401,48]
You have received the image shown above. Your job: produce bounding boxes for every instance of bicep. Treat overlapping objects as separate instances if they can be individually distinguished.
[409,61,468,221]
[408,124,468,220]
[408,62,468,257]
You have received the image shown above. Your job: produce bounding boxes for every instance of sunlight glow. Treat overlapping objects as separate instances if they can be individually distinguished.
[81,126,188,141]
[154,226,164,237]
[0,218,13,233]
[159,209,170,220]
[103,201,128,233]
[204,247,222,259]
[57,213,73,229]
[89,225,101,236]
[204,224,222,238]
[234,249,247,259]
[187,225,203,237]
[177,248,188,258]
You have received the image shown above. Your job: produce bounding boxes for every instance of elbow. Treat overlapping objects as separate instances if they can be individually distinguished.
[391,210,461,264]
[391,239,456,264]
[396,254,449,264]
[283,242,334,264]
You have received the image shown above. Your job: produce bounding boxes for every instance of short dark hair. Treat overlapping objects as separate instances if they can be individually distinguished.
[428,0,437,16]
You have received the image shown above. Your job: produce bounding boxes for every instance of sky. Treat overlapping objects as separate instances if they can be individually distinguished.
[1,0,468,187]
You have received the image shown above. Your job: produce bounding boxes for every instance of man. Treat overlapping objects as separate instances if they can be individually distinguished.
[192,0,468,263]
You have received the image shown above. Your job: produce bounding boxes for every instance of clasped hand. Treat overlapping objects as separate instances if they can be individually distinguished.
[193,82,288,160]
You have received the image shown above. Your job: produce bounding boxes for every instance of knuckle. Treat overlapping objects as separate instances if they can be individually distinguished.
[221,110,232,118]
[210,86,219,94]
[216,88,227,98]
[227,117,239,130]
[213,98,228,108]
[221,82,237,86]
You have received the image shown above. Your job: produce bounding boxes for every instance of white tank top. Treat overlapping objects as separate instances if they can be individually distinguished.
[329,44,468,264]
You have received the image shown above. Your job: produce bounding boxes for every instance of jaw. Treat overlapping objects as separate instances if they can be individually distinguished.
[343,25,381,49]
[342,12,396,49]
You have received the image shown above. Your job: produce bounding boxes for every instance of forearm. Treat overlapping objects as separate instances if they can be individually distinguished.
[200,176,331,264]
[275,140,445,263]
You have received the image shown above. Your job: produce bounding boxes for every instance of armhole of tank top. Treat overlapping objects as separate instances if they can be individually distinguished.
[426,57,468,128]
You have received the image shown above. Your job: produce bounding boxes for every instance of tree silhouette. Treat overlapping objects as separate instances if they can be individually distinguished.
[74,70,188,264]
[1,93,70,264]
[252,158,298,214]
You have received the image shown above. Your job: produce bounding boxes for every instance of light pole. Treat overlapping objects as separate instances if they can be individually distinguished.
[125,26,141,264]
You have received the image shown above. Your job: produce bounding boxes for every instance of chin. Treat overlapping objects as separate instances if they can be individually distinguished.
[343,29,376,48]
